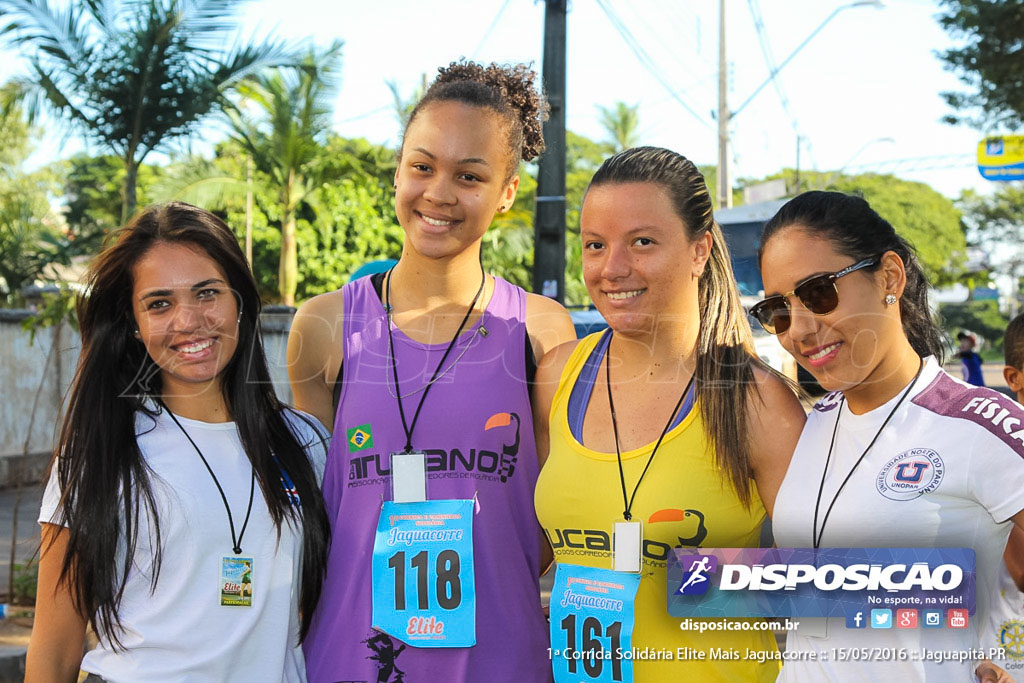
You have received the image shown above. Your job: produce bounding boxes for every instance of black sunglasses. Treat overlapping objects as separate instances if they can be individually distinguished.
[749,256,880,335]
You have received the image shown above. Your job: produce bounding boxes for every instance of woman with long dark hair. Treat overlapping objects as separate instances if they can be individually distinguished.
[754,191,1024,682]
[533,146,806,680]
[289,61,575,682]
[26,202,330,682]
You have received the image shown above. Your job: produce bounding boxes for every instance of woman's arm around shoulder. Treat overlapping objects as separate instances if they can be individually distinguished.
[532,338,582,469]
[746,367,806,519]
[524,293,576,364]
[26,524,88,683]
[287,289,345,432]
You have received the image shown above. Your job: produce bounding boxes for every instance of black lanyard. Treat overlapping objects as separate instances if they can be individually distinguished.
[812,358,924,549]
[605,332,695,521]
[162,403,256,555]
[385,265,486,453]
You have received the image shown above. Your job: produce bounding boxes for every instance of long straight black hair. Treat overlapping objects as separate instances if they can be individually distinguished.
[48,202,330,645]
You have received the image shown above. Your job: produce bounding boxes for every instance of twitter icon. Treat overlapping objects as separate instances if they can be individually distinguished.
[871,609,892,629]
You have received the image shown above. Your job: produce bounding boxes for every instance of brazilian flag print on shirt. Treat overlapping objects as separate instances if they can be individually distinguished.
[347,424,374,452]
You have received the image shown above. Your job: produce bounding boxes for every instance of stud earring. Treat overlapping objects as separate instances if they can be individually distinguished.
[885,294,897,306]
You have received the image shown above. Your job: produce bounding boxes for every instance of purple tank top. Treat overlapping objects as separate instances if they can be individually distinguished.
[303,275,551,683]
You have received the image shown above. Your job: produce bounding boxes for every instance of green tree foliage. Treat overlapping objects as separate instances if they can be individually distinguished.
[0,83,32,167]
[61,154,160,245]
[702,164,743,211]
[386,74,427,138]
[959,184,1024,296]
[0,0,290,221]
[596,101,640,153]
[0,97,68,304]
[937,0,1024,130]
[227,41,343,306]
[748,169,966,286]
[298,178,402,299]
[178,134,402,303]
[939,299,1009,351]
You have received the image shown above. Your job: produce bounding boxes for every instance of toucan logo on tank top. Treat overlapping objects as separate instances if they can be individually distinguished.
[546,507,708,567]
[346,412,522,488]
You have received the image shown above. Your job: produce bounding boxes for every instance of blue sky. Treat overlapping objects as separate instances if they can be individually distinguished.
[1,0,1000,199]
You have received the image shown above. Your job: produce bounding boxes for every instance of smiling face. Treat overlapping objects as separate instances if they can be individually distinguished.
[132,241,239,400]
[759,226,905,393]
[580,182,710,335]
[394,101,519,261]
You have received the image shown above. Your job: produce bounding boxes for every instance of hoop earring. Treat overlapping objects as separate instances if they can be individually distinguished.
[884,294,897,306]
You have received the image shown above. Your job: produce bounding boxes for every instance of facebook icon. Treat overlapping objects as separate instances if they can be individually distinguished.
[846,611,866,629]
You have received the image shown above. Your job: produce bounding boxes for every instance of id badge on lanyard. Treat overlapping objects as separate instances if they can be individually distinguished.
[549,562,641,683]
[220,555,254,606]
[371,498,476,647]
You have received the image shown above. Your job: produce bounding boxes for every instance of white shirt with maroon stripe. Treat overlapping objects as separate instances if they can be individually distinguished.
[773,357,1024,682]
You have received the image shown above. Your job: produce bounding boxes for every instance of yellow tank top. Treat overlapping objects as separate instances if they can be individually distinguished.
[534,333,779,681]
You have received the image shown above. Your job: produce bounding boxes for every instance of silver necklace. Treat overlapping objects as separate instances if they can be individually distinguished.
[384,267,489,401]
[384,324,487,399]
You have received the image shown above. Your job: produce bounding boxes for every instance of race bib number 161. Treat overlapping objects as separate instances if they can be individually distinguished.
[549,563,641,683]
[371,499,476,648]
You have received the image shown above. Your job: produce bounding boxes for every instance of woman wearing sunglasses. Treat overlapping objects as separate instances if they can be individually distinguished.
[753,191,1024,682]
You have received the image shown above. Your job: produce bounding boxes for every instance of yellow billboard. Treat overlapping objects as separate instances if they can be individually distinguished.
[978,135,1024,181]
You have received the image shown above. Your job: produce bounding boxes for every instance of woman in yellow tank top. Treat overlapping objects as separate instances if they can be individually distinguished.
[533,147,806,681]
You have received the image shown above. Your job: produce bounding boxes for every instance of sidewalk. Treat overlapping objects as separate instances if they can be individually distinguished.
[0,485,42,681]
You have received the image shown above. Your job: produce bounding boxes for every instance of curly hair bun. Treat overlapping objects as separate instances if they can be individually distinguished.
[407,60,549,175]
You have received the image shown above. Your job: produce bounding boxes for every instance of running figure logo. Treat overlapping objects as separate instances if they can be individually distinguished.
[365,632,406,683]
[675,554,718,595]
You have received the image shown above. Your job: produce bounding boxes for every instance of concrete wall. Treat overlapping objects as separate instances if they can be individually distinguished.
[0,310,80,485]
[0,307,296,487]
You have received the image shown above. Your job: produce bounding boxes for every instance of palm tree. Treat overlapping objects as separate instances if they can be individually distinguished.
[386,73,427,138]
[0,0,291,222]
[596,101,640,153]
[226,41,343,306]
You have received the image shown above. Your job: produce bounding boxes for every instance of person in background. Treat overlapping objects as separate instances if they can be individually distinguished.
[982,313,1024,679]
[958,330,987,387]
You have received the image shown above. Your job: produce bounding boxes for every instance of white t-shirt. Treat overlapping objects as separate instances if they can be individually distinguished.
[39,406,328,683]
[772,357,1024,682]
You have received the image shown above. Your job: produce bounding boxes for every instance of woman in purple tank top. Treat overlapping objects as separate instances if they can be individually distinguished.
[288,61,575,683]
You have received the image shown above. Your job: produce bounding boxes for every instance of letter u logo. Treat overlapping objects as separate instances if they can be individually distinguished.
[894,462,929,483]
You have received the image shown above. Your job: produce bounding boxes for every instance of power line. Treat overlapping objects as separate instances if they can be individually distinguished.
[745,0,818,169]
[844,154,975,173]
[747,0,798,134]
[471,0,514,60]
[595,0,714,130]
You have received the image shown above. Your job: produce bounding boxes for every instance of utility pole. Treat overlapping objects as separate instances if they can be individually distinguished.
[533,0,567,303]
[717,1,882,209]
[717,0,731,209]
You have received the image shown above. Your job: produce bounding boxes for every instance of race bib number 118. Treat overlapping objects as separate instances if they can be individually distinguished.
[371,499,476,647]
